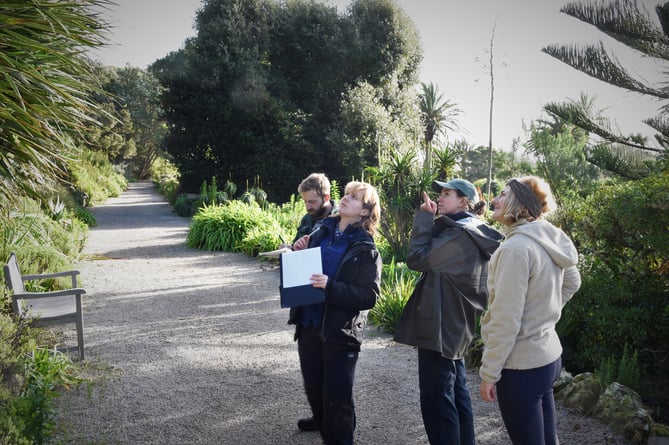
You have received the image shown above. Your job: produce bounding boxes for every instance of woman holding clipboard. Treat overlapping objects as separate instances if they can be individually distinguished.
[288,180,382,445]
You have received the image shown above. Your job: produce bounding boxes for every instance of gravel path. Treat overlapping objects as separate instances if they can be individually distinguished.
[50,181,629,444]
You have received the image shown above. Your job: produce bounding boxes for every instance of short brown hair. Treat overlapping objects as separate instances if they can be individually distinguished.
[297,173,331,198]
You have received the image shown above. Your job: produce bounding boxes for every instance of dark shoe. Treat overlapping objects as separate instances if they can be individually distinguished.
[297,417,319,431]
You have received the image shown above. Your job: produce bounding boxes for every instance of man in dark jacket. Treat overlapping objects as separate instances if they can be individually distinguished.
[291,173,337,244]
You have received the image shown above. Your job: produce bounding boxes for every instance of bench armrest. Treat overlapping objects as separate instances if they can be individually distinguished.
[22,270,81,288]
[12,288,87,300]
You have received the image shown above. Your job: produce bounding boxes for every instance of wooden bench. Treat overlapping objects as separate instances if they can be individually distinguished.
[3,252,87,360]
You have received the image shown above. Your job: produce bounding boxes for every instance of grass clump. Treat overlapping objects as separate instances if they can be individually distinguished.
[186,201,288,253]
[370,260,419,334]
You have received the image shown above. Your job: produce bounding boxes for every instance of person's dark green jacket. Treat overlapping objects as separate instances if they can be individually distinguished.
[394,211,503,359]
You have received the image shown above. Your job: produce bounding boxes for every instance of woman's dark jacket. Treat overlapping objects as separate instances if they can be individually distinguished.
[288,217,382,351]
[394,210,504,359]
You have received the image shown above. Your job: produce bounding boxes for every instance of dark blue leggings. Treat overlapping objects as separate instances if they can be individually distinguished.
[495,358,562,445]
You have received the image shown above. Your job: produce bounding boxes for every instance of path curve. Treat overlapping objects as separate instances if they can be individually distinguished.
[51,182,628,445]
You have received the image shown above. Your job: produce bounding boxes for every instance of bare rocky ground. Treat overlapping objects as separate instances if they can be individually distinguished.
[49,181,630,445]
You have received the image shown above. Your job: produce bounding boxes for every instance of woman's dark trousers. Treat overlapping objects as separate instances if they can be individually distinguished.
[298,327,358,445]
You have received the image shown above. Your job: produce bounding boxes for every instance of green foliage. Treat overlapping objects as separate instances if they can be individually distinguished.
[618,345,641,391]
[365,144,442,261]
[418,82,461,170]
[329,180,341,203]
[0,0,109,204]
[374,234,395,265]
[195,177,227,208]
[151,156,180,182]
[0,202,87,266]
[186,201,282,252]
[266,197,304,243]
[0,310,36,385]
[152,157,181,204]
[524,116,602,207]
[238,226,284,257]
[456,144,529,184]
[575,171,669,276]
[332,79,422,184]
[597,355,618,389]
[13,348,79,445]
[596,344,641,391]
[74,208,96,228]
[558,256,668,395]
[152,0,422,202]
[369,260,419,334]
[159,180,180,206]
[173,195,194,217]
[68,149,128,206]
[94,66,168,180]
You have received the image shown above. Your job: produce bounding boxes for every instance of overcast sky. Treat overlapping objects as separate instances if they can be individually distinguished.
[91,0,667,149]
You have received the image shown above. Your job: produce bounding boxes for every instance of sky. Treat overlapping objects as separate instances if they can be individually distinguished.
[91,0,668,149]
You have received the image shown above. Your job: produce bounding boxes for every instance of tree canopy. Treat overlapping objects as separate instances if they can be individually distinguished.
[151,0,422,201]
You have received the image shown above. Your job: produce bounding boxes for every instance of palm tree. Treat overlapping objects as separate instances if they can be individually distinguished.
[418,82,461,170]
[542,0,669,177]
[0,0,109,204]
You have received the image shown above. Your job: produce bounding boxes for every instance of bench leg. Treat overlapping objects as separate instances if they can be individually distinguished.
[75,295,85,361]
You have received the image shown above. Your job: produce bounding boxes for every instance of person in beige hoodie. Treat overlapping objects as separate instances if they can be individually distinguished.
[479,176,581,445]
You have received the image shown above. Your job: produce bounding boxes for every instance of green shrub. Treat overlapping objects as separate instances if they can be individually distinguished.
[193,177,241,211]
[369,260,419,334]
[374,234,395,264]
[173,195,194,217]
[150,156,179,184]
[558,172,669,394]
[13,348,79,445]
[0,403,32,445]
[617,344,641,391]
[74,207,96,227]
[1,203,87,269]
[186,201,281,252]
[596,344,641,391]
[239,224,288,257]
[596,355,618,388]
[68,149,127,206]
[558,257,661,373]
[266,196,303,242]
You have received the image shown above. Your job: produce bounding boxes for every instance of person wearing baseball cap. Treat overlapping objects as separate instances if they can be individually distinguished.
[394,177,503,445]
[431,178,479,201]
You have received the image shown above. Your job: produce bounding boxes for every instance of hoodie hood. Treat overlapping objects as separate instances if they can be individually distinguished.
[434,215,504,260]
[505,219,578,268]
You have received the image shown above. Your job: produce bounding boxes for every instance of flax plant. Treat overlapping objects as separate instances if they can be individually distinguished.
[0,0,112,204]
